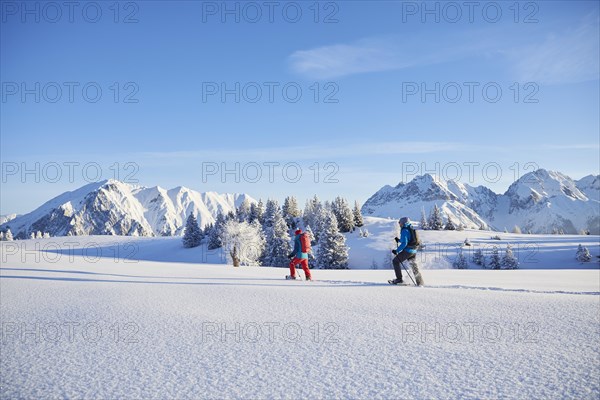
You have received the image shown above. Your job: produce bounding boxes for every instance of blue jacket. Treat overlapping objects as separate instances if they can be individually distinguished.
[290,234,308,259]
[396,223,417,254]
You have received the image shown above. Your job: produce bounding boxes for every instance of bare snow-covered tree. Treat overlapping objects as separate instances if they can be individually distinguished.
[222,219,265,266]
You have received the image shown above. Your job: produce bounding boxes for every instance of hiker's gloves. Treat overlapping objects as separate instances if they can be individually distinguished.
[392,250,397,255]
[394,237,400,243]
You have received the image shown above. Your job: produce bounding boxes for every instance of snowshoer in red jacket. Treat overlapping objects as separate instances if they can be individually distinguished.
[286,229,312,281]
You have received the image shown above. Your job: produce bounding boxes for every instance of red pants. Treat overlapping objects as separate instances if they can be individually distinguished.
[289,257,311,279]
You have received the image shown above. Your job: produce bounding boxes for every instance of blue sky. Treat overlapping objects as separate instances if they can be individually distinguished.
[1,0,599,214]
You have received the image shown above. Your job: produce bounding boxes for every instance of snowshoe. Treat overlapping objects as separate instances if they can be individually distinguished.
[388,278,403,285]
[285,275,297,280]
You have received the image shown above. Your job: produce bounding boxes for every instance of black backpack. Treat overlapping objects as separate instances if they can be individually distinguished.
[403,226,420,249]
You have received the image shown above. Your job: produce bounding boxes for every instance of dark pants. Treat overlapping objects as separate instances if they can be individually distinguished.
[392,251,416,280]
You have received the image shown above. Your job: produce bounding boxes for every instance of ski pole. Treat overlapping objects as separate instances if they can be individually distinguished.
[400,261,417,286]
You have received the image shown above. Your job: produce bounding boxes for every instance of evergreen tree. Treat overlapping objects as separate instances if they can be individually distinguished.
[43,232,51,239]
[305,225,316,245]
[502,244,519,269]
[282,196,301,228]
[236,199,251,223]
[479,223,487,231]
[0,232,4,241]
[36,231,43,239]
[576,244,592,262]
[512,225,522,234]
[332,196,354,233]
[473,248,486,268]
[30,232,35,239]
[353,201,364,228]
[304,196,327,243]
[428,205,444,230]
[444,215,456,231]
[489,246,501,269]
[420,207,429,230]
[262,200,292,268]
[207,212,226,250]
[182,213,202,248]
[453,248,468,269]
[5,229,13,241]
[248,199,265,224]
[316,211,349,269]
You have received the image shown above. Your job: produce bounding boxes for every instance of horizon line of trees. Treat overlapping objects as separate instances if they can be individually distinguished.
[183,196,365,269]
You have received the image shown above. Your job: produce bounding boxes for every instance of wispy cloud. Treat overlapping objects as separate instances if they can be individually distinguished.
[287,34,486,80]
[507,14,599,84]
[137,141,487,162]
[289,14,600,84]
[541,143,600,150]
[288,37,409,80]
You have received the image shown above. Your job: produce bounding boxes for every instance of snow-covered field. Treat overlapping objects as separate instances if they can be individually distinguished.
[1,230,599,399]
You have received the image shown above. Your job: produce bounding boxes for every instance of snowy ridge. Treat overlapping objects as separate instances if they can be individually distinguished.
[362,169,600,234]
[1,180,255,238]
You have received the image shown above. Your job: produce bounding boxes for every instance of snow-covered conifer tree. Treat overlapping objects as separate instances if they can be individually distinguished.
[420,207,429,230]
[473,248,486,267]
[262,200,291,267]
[444,215,456,231]
[316,211,349,269]
[236,199,251,223]
[502,244,519,269]
[576,244,592,262]
[332,196,354,233]
[207,212,226,250]
[428,205,444,230]
[182,213,202,248]
[353,201,364,228]
[453,248,468,269]
[489,245,501,269]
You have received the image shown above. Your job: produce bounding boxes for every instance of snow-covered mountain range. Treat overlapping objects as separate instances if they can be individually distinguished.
[362,169,600,234]
[1,180,255,239]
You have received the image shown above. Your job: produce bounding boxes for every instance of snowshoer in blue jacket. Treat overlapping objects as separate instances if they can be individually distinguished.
[390,217,419,284]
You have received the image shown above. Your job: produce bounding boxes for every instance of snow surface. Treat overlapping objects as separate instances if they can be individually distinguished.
[1,233,599,399]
